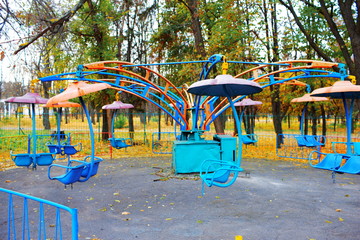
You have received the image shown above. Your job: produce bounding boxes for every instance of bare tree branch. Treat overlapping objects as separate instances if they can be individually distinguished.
[13,0,88,55]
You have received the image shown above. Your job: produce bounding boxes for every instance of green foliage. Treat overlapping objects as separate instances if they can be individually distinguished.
[114,115,128,129]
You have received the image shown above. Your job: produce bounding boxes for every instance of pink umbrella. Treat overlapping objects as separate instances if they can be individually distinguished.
[102,100,134,141]
[234,98,263,106]
[102,101,134,110]
[5,92,49,157]
[5,92,48,104]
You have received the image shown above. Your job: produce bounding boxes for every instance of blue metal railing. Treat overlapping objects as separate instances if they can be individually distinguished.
[0,188,78,240]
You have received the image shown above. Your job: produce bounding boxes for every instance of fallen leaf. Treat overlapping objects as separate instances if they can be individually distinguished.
[325,220,332,223]
[335,209,341,212]
[122,211,131,215]
[98,208,107,212]
[165,218,172,221]
[87,197,94,201]
[196,220,203,223]
[338,217,344,222]
[5,180,11,183]
[113,192,120,196]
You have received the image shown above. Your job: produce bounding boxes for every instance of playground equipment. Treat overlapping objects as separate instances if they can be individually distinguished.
[46,81,110,186]
[44,101,82,157]
[310,80,360,175]
[38,55,349,174]
[5,82,54,168]
[102,97,134,149]
[234,98,262,145]
[187,74,263,194]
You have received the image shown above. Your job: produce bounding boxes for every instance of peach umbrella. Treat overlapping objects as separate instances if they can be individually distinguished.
[311,80,360,154]
[291,93,329,135]
[47,81,111,181]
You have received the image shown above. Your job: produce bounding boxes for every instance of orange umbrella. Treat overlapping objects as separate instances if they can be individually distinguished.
[291,93,329,135]
[44,101,81,108]
[311,80,360,154]
[47,81,110,105]
[44,101,82,145]
[291,93,328,103]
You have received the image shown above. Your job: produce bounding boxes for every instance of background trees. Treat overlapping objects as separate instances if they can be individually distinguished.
[0,0,357,135]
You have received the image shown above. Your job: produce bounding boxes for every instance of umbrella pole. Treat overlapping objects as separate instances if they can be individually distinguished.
[300,103,308,135]
[31,103,37,167]
[343,97,354,155]
[57,108,62,145]
[227,96,242,166]
[79,96,94,174]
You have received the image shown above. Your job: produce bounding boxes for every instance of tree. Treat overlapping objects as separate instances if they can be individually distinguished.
[279,0,359,83]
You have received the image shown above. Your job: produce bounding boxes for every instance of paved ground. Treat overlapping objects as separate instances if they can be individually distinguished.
[1,156,360,240]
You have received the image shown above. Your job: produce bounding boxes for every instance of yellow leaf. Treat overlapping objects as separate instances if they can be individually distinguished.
[87,197,94,201]
[325,220,332,223]
[113,192,120,196]
[196,220,203,223]
[338,217,344,222]
[122,211,130,215]
[235,236,243,240]
[165,218,172,221]
[98,208,107,212]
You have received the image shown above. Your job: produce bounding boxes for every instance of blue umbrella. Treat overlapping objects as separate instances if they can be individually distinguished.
[188,74,262,165]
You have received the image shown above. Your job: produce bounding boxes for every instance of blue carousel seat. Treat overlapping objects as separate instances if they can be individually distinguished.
[48,163,86,186]
[63,143,82,155]
[309,151,343,171]
[305,135,324,146]
[10,151,33,167]
[46,143,63,154]
[109,138,132,149]
[336,156,360,174]
[353,142,360,155]
[35,153,55,166]
[295,136,315,147]
[70,156,103,178]
[241,134,258,145]
[200,159,243,195]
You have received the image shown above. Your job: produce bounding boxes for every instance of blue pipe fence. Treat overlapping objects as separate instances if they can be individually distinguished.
[0,188,78,240]
[0,111,359,166]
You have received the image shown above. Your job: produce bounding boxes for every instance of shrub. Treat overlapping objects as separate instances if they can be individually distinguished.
[114,115,127,129]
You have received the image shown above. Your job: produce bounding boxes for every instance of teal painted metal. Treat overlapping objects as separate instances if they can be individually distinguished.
[172,140,221,174]
[1,188,79,240]
[213,134,237,162]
